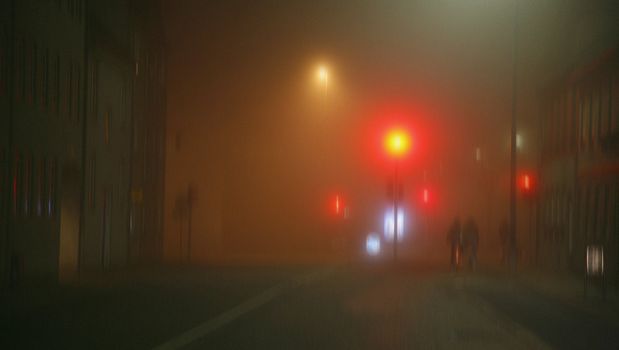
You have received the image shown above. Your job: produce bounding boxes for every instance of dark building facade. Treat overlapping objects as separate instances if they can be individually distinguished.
[1,0,165,287]
[538,47,619,286]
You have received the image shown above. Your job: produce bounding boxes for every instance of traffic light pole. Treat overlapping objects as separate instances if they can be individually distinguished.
[393,160,399,262]
[508,0,519,271]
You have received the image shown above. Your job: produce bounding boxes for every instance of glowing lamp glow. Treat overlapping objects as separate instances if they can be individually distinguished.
[519,173,535,194]
[423,188,429,204]
[317,66,328,82]
[523,175,530,190]
[384,129,411,158]
[366,233,381,256]
[586,245,604,276]
[384,208,404,242]
[335,195,340,214]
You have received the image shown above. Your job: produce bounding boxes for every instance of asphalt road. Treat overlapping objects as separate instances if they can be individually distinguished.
[2,265,619,349]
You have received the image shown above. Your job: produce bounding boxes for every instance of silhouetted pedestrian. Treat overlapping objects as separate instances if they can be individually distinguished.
[463,217,479,271]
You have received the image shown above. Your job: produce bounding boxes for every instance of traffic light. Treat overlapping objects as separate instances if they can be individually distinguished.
[332,194,348,218]
[384,129,411,158]
[518,172,536,197]
[335,195,341,215]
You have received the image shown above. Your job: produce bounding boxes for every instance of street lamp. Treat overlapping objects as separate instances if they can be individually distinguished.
[317,65,329,97]
[384,129,411,261]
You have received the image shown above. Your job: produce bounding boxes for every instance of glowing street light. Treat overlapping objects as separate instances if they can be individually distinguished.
[316,65,329,96]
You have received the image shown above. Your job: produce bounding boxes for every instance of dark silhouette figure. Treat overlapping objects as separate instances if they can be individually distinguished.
[463,217,480,271]
[447,217,462,270]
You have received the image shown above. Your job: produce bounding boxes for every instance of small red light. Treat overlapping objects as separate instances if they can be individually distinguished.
[523,175,530,190]
[519,172,536,196]
[335,195,340,214]
[423,188,429,204]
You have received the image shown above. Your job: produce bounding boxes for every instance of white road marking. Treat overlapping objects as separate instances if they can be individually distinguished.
[151,269,330,350]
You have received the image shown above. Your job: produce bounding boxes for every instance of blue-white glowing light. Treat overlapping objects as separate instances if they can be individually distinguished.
[384,208,405,242]
[366,233,381,256]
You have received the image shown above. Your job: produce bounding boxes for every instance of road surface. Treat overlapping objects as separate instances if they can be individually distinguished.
[2,264,618,349]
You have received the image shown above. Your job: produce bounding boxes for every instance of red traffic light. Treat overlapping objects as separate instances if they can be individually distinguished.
[518,172,536,196]
[335,195,341,215]
[331,194,348,218]
[384,129,411,158]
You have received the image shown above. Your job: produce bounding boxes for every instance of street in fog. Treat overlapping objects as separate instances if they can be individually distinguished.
[2,0,618,349]
[2,265,619,349]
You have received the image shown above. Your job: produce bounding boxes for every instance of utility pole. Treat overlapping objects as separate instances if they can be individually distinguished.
[509,0,520,271]
[393,161,399,262]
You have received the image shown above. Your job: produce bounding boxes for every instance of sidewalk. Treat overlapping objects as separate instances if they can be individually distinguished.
[515,269,619,321]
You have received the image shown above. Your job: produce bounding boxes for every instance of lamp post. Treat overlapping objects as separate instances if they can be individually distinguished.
[384,129,410,262]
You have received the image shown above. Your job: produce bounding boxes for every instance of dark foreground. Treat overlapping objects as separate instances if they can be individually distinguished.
[2,264,618,350]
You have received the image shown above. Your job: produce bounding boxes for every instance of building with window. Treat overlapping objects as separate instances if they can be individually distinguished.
[1,0,166,287]
[538,47,619,286]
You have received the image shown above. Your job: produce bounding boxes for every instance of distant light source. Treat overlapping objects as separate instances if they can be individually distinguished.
[318,66,328,82]
[316,65,329,96]
[366,233,381,256]
[384,129,411,158]
[518,172,535,195]
[423,188,429,204]
[384,208,404,242]
[586,245,604,276]
[523,174,530,190]
[335,195,340,214]
[516,133,523,150]
[475,147,481,162]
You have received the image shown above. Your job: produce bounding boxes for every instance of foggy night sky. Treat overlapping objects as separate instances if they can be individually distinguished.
[161,0,618,261]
